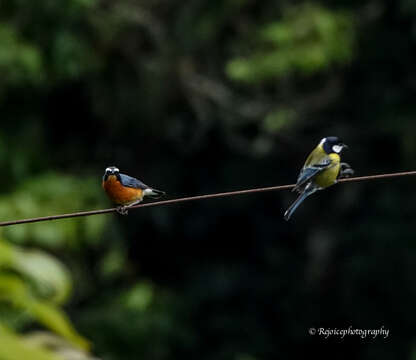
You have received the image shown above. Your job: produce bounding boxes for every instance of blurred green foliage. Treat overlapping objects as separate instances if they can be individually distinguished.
[0,238,90,360]
[0,0,416,359]
[0,325,60,360]
[0,25,43,86]
[0,240,70,303]
[226,3,355,82]
[0,174,107,248]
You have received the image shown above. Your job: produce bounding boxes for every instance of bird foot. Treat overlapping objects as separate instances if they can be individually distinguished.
[338,162,355,179]
[116,206,129,215]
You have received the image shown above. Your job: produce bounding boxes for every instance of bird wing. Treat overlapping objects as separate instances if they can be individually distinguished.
[119,174,149,190]
[293,157,332,192]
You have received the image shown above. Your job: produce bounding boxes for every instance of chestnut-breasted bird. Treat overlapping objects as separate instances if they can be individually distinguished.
[284,136,351,221]
[102,166,165,215]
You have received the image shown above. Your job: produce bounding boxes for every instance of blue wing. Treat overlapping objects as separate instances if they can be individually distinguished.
[293,158,332,192]
[119,174,148,190]
[296,167,323,186]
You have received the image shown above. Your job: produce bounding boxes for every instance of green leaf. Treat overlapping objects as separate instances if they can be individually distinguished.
[0,240,89,350]
[0,241,13,267]
[0,275,27,304]
[14,249,71,304]
[24,332,98,360]
[0,325,62,360]
[0,274,89,350]
[0,240,71,303]
[28,302,90,351]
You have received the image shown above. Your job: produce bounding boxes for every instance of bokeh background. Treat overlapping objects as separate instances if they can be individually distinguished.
[1,0,416,359]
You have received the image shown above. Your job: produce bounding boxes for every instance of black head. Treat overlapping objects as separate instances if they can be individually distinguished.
[103,166,120,181]
[320,136,348,154]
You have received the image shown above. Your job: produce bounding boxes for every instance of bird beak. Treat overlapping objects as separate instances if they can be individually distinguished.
[341,143,348,150]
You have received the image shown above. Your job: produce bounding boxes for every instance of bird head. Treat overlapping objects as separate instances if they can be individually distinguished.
[320,136,348,155]
[103,166,120,181]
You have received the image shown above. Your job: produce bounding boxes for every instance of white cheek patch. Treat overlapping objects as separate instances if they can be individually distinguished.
[106,167,119,172]
[332,145,342,153]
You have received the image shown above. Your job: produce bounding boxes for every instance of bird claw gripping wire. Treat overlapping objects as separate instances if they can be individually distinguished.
[116,206,129,216]
[338,162,355,179]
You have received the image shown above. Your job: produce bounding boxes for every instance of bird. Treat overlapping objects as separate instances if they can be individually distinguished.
[284,136,350,221]
[102,166,165,215]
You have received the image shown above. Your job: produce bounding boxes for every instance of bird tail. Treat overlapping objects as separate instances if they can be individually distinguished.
[145,188,165,199]
[284,186,317,221]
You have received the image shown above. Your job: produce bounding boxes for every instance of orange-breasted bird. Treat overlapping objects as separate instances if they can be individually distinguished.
[102,166,165,215]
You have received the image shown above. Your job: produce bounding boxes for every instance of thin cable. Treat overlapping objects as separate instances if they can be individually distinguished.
[0,170,415,227]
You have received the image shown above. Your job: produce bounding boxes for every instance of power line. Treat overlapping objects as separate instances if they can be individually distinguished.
[0,170,415,227]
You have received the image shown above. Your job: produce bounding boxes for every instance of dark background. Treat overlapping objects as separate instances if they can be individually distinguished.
[0,0,415,359]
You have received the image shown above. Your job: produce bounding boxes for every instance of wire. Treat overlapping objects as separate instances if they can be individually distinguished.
[0,170,415,227]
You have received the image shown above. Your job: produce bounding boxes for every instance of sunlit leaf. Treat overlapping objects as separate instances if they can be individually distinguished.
[25,332,99,360]
[28,302,90,351]
[14,249,71,304]
[0,274,27,303]
[0,274,89,350]
[0,240,71,303]
[0,240,89,351]
[0,325,62,360]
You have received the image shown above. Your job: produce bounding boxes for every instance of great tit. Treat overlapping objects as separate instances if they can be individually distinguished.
[284,136,349,221]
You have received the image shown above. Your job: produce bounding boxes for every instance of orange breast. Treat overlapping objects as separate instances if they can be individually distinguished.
[102,175,144,205]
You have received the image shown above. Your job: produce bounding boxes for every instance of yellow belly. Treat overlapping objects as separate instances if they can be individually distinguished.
[314,154,340,189]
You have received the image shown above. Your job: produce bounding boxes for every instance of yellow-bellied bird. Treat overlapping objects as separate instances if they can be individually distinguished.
[284,136,349,221]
